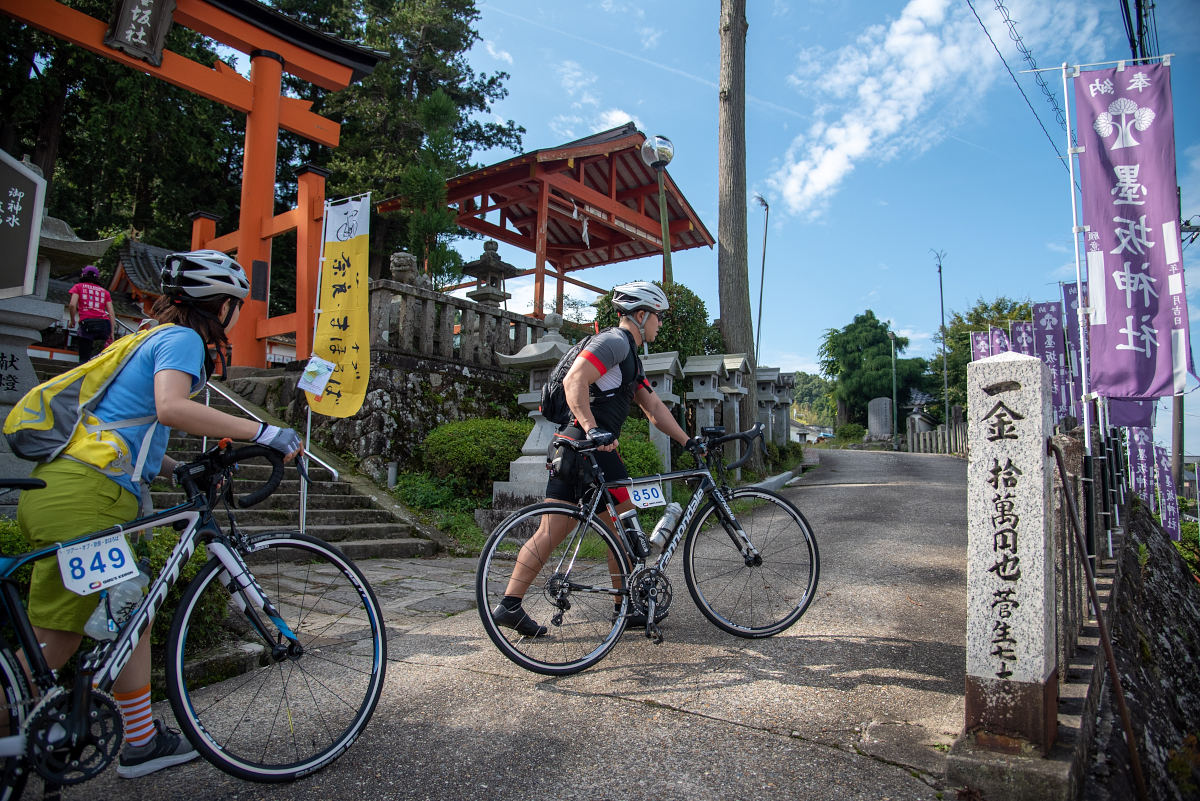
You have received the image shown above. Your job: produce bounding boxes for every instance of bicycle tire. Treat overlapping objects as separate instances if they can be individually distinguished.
[165,531,386,782]
[477,502,631,675]
[0,646,31,801]
[683,487,819,638]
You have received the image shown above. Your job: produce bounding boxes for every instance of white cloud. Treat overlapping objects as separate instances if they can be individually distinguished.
[639,27,662,50]
[484,40,513,65]
[550,114,584,139]
[770,0,1106,219]
[557,61,598,96]
[595,108,642,133]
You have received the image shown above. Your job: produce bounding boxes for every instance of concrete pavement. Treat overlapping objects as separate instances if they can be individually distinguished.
[58,449,969,801]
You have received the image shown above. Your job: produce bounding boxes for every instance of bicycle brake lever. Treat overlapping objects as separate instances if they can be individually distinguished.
[296,456,311,485]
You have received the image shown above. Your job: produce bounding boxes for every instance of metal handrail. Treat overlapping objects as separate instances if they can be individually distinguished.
[201,381,339,480]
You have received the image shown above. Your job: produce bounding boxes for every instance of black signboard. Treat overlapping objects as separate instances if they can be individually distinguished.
[0,151,46,300]
[103,0,177,67]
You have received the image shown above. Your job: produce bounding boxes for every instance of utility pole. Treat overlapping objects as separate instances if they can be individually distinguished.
[932,249,949,425]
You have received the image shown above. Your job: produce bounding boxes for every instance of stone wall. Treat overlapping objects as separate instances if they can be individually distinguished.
[225,349,525,472]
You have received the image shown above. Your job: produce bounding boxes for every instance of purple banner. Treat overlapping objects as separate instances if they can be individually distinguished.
[1075,63,1193,399]
[1033,301,1070,420]
[971,331,991,361]
[1155,444,1181,540]
[1108,398,1155,427]
[1062,283,1088,418]
[1128,427,1155,510]
[1010,320,1035,356]
[989,326,1011,354]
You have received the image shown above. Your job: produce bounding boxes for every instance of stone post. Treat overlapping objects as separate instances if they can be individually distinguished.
[867,397,893,441]
[955,352,1058,760]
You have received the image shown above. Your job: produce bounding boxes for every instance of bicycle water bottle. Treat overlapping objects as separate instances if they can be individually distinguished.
[84,558,150,641]
[649,502,682,553]
[618,509,651,559]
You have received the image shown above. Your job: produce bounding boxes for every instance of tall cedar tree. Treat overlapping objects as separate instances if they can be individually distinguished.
[819,310,930,426]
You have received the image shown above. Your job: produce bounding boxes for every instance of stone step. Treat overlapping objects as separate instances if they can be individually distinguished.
[236,523,415,543]
[151,491,374,510]
[225,507,399,527]
[330,538,437,561]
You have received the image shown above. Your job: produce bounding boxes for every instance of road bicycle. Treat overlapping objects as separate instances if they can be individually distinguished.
[476,423,820,675]
[0,442,386,799]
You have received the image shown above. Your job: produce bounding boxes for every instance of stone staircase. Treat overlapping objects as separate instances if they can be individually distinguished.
[29,357,439,561]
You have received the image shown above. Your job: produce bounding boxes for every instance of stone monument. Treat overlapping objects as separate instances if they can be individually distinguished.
[948,352,1058,794]
[867,397,893,441]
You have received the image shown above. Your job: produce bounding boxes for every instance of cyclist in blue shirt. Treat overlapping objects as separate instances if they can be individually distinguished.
[493,281,703,635]
[16,250,303,779]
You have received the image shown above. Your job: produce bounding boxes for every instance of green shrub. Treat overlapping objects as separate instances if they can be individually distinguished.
[835,422,865,442]
[420,418,533,498]
[618,418,664,478]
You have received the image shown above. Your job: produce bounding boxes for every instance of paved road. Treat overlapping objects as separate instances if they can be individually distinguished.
[54,449,969,801]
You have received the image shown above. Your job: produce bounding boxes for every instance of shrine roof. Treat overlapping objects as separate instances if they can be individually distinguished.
[205,0,388,82]
[112,241,173,296]
[384,123,714,274]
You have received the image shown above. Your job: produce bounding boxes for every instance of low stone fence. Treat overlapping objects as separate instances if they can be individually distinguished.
[369,279,549,370]
[907,422,967,455]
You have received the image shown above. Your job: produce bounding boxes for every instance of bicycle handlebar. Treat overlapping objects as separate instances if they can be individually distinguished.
[706,422,766,471]
[174,443,287,509]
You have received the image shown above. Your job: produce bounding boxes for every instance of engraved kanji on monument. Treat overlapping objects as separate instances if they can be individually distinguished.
[965,351,1057,753]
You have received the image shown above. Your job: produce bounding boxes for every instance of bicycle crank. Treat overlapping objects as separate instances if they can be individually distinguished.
[25,687,122,785]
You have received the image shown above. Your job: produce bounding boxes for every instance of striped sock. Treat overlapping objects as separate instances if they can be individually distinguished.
[114,685,155,748]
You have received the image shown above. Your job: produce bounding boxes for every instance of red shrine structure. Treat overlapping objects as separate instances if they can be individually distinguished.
[380,123,715,317]
[1,0,385,367]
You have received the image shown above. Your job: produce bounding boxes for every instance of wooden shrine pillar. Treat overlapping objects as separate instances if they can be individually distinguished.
[230,49,284,366]
[533,178,549,319]
[294,164,329,360]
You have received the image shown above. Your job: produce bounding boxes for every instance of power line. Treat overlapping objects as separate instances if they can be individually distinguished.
[964,0,1070,174]
[991,0,1070,139]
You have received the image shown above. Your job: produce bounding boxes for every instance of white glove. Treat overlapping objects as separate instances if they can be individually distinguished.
[253,424,302,455]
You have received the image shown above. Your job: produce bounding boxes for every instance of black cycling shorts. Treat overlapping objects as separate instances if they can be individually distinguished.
[545,425,629,503]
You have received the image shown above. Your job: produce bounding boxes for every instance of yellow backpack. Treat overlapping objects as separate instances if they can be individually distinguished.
[4,325,176,486]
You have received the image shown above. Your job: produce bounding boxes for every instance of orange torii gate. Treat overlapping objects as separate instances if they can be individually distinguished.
[380,123,714,315]
[1,0,384,366]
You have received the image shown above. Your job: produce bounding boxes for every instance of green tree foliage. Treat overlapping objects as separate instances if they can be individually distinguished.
[939,296,1033,412]
[792,371,835,426]
[594,281,723,360]
[818,310,929,426]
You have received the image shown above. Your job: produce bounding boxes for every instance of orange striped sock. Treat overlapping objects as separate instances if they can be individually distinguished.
[114,685,155,748]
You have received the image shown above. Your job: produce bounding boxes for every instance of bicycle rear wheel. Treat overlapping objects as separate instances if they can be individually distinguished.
[477,502,631,675]
[165,531,386,782]
[683,487,819,638]
[0,646,31,801]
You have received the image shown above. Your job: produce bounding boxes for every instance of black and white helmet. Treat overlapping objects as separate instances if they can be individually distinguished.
[161,249,250,302]
[611,281,669,314]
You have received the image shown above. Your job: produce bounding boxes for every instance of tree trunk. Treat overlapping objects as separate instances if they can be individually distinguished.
[717,0,760,462]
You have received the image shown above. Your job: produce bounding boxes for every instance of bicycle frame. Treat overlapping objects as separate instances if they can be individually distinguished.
[0,495,296,760]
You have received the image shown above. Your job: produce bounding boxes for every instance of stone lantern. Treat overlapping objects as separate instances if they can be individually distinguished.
[756,366,780,443]
[719,353,750,435]
[463,240,519,307]
[641,350,682,487]
[775,371,794,445]
[487,313,573,517]
[682,354,727,433]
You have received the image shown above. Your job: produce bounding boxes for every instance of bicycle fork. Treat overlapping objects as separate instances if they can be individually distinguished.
[208,542,302,661]
[710,489,763,566]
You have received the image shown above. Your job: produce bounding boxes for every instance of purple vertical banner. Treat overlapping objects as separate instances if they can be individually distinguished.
[989,326,1011,354]
[1128,426,1156,510]
[1061,282,1088,419]
[970,331,991,361]
[1108,398,1155,427]
[1075,63,1194,399]
[1155,444,1181,540]
[1033,301,1070,420]
[1010,320,1035,355]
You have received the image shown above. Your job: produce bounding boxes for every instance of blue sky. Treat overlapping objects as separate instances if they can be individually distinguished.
[454,0,1200,453]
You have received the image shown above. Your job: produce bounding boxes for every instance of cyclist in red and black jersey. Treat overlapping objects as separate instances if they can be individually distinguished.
[493,282,703,635]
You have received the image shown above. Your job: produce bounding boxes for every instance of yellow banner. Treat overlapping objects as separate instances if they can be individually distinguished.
[307,194,371,417]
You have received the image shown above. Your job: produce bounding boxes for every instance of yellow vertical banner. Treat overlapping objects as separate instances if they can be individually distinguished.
[306,194,371,417]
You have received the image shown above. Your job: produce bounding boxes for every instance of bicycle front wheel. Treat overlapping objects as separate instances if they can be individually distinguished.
[165,531,386,782]
[684,487,819,638]
[0,646,31,801]
[477,502,631,675]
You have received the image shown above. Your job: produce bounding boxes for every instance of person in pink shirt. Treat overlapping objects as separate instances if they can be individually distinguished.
[68,264,116,361]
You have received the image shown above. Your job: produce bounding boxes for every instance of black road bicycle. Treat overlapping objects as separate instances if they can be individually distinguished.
[476,423,820,675]
[0,443,386,799]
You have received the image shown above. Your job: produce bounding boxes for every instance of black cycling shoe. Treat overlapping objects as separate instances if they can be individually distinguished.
[492,603,548,637]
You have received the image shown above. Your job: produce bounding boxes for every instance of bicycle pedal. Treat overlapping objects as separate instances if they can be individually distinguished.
[645,621,663,645]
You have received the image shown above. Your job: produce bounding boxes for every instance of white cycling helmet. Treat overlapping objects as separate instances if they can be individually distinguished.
[161,249,250,301]
[611,281,669,314]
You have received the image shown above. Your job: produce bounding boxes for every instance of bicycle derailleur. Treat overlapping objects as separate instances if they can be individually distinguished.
[25,685,123,785]
[628,566,672,645]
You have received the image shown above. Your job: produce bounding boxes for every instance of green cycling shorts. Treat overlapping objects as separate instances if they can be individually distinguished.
[17,460,139,635]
